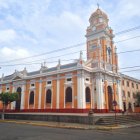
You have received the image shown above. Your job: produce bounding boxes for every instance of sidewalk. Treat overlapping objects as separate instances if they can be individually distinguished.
[0,119,140,130]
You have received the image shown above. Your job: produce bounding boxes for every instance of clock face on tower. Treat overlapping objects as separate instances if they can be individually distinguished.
[92,26,96,31]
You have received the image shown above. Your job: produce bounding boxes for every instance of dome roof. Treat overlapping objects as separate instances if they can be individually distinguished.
[89,8,108,21]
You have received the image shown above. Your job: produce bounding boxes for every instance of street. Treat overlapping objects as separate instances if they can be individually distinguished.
[0,122,140,140]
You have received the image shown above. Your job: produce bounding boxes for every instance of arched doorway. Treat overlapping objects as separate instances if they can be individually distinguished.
[15,87,22,110]
[123,102,126,112]
[107,86,113,111]
[85,87,91,103]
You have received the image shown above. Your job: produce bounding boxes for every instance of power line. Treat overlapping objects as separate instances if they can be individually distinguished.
[0,34,139,66]
[0,42,85,64]
[0,51,86,67]
[115,35,140,43]
[115,26,140,35]
[1,46,140,67]
[120,69,140,73]
[118,49,140,54]
[0,25,140,64]
[0,58,84,67]
[22,50,86,64]
[120,65,140,70]
[16,36,140,65]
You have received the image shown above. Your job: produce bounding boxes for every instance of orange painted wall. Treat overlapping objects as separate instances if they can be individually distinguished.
[34,78,39,109]
[52,77,57,108]
[24,80,30,109]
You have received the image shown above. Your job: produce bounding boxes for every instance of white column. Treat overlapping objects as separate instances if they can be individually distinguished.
[117,80,123,110]
[56,75,60,109]
[20,84,25,109]
[77,71,85,109]
[91,78,95,109]
[96,73,104,109]
[11,86,15,110]
[38,78,42,109]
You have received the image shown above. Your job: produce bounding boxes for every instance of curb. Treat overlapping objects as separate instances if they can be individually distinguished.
[95,123,140,130]
[0,120,140,130]
[0,120,92,130]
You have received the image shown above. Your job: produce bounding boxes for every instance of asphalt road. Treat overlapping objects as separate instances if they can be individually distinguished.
[0,122,140,140]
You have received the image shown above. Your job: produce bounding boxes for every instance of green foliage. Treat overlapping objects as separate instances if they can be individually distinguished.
[135,92,140,107]
[0,92,19,105]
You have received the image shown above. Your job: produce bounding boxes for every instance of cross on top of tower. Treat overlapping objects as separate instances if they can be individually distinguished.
[97,3,99,9]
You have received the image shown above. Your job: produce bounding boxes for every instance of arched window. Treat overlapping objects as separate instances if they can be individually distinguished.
[46,89,52,103]
[15,87,22,110]
[122,90,125,97]
[128,102,132,109]
[17,87,22,93]
[65,87,72,103]
[29,91,34,105]
[85,87,91,103]
[16,87,22,100]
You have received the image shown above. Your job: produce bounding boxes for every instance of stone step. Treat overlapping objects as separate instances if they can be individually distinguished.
[97,122,140,126]
[99,118,140,122]
[96,120,140,125]
[95,115,140,125]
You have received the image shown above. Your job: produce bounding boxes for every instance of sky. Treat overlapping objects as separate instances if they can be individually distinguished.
[0,0,140,79]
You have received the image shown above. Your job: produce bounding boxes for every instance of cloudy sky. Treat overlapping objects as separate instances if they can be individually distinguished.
[0,0,140,79]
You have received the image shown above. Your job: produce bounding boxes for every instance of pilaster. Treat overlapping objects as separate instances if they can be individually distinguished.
[96,73,104,109]
[20,84,25,109]
[38,78,42,109]
[117,80,123,110]
[77,71,86,109]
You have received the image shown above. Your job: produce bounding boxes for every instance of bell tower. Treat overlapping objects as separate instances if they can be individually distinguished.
[85,6,118,72]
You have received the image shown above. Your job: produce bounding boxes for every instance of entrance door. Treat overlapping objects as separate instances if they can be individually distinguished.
[15,87,22,110]
[107,86,113,111]
[123,102,126,112]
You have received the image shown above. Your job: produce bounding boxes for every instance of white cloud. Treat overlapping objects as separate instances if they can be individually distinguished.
[0,0,139,79]
[0,47,29,59]
[0,29,17,42]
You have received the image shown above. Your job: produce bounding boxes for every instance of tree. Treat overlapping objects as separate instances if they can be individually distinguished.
[135,92,140,107]
[0,92,18,120]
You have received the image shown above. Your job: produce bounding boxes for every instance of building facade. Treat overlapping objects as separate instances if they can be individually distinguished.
[0,7,140,113]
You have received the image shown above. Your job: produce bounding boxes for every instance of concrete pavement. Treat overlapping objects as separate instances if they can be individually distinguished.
[1,122,140,140]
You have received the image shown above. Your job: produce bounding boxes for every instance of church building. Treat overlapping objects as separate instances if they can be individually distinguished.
[0,7,140,113]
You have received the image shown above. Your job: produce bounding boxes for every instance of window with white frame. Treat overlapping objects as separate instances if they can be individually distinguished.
[66,78,72,82]
[6,87,10,91]
[85,77,90,82]
[47,80,52,85]
[31,83,35,87]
